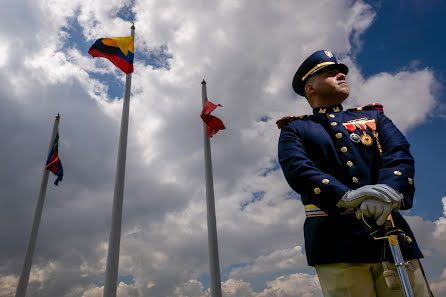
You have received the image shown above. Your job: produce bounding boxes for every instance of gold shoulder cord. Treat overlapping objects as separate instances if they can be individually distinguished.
[371,130,382,155]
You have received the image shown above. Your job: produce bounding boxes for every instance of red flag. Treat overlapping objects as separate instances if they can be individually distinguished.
[201,98,225,137]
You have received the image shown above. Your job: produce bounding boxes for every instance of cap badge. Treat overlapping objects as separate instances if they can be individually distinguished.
[324,51,333,58]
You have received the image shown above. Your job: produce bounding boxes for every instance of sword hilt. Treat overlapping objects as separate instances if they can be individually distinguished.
[361,213,412,243]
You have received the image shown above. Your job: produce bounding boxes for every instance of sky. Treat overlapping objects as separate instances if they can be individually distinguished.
[1,0,446,297]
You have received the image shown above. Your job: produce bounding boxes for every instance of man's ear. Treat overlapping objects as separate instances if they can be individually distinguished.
[305,82,314,95]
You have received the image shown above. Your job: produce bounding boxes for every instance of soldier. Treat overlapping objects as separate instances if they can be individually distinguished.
[277,50,433,297]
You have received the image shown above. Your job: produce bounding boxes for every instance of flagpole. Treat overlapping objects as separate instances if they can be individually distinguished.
[103,24,134,297]
[15,114,60,297]
[201,80,222,297]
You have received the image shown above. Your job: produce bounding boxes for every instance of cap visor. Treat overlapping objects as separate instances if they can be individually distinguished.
[313,63,348,76]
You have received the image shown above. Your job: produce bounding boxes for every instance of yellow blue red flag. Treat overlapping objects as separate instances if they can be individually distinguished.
[88,37,134,74]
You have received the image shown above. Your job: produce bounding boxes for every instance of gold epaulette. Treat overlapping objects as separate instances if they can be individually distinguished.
[276,115,308,129]
[347,103,384,112]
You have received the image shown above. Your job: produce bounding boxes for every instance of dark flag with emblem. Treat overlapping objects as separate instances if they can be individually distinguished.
[46,132,63,185]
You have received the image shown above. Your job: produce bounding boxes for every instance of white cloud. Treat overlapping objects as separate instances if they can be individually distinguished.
[257,273,322,297]
[229,246,307,280]
[173,279,208,297]
[28,262,57,285]
[346,67,436,132]
[173,274,323,297]
[81,286,103,297]
[222,279,256,297]
[430,268,446,296]
[0,274,18,297]
[405,198,446,260]
[434,197,446,239]
[0,42,8,67]
[0,263,57,296]
[401,196,446,296]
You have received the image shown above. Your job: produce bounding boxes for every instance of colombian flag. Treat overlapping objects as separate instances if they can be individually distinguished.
[88,37,134,74]
[46,132,63,185]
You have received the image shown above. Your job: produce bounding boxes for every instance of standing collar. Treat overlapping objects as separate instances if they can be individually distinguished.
[312,104,343,115]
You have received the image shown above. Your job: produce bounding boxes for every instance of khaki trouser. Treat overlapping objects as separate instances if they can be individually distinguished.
[315,260,433,297]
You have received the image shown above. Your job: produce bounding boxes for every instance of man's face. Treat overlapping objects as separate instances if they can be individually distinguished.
[306,67,350,103]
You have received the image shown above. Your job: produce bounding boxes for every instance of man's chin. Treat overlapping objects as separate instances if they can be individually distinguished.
[334,93,349,105]
[338,89,350,100]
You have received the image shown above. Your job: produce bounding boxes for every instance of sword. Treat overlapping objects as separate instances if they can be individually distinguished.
[362,214,414,297]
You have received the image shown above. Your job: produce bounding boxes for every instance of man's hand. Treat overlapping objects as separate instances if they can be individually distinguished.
[355,199,392,226]
[336,184,403,209]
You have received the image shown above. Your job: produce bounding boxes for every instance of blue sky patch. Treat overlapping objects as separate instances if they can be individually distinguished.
[285,190,300,200]
[261,159,281,177]
[197,272,210,291]
[258,115,270,122]
[61,13,91,53]
[115,0,136,22]
[143,45,173,70]
[241,191,265,210]
[89,71,127,100]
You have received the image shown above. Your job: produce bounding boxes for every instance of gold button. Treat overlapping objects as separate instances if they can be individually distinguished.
[335,133,342,139]
[314,188,321,194]
[394,171,402,176]
[341,147,348,153]
[352,177,358,183]
[330,122,337,126]
[322,179,330,184]
[329,114,335,118]
[346,161,353,167]
[408,178,413,185]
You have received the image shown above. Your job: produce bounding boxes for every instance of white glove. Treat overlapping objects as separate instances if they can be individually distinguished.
[355,198,392,226]
[373,184,403,212]
[336,184,403,209]
[369,184,403,210]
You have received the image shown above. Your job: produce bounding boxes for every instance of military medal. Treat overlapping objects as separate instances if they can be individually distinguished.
[360,133,373,146]
[350,133,361,143]
[354,122,373,146]
[343,122,361,144]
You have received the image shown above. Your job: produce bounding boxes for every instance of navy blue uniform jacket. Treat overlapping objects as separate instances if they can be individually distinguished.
[278,104,423,266]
